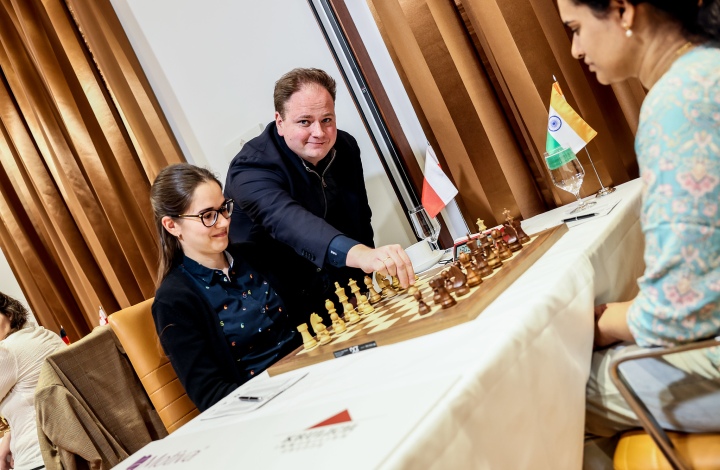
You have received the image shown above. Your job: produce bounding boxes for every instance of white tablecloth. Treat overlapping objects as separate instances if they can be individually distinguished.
[117,180,644,470]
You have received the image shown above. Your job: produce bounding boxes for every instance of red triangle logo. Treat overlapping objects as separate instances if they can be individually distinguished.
[308,409,352,429]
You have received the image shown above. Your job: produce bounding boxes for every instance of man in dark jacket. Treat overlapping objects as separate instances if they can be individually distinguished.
[225,68,414,321]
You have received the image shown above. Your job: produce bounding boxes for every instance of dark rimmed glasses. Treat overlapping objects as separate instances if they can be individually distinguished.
[174,199,234,227]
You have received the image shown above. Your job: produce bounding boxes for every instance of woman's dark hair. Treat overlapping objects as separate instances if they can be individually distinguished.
[150,163,222,284]
[571,0,720,42]
[274,68,337,118]
[0,292,29,337]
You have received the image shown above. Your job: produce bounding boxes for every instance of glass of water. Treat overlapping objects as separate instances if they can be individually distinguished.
[544,147,596,214]
[408,205,441,250]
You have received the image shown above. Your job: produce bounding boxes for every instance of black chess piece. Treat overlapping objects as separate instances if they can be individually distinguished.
[430,277,456,309]
[459,253,482,287]
[448,265,470,296]
[512,219,531,244]
[503,223,523,252]
[409,286,431,315]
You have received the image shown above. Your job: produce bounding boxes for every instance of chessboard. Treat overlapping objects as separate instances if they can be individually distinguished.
[267,224,568,377]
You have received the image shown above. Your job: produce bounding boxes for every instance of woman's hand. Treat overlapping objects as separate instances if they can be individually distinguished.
[0,432,12,470]
[593,300,635,350]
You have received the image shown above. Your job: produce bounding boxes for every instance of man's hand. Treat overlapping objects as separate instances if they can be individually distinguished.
[346,244,415,289]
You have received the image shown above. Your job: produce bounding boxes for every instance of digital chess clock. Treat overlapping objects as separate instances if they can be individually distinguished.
[452,225,507,261]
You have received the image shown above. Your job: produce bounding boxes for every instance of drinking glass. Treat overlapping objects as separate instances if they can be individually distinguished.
[544,147,596,214]
[408,205,441,250]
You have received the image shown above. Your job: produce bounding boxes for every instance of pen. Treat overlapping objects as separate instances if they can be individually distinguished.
[563,213,597,223]
[238,396,263,402]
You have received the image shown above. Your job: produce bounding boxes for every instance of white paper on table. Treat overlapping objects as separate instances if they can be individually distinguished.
[564,198,621,227]
[200,372,308,420]
[113,376,460,470]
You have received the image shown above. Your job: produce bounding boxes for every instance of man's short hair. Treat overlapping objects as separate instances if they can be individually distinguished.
[274,68,337,118]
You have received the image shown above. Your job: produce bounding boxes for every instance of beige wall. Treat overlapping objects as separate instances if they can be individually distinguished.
[109,0,416,249]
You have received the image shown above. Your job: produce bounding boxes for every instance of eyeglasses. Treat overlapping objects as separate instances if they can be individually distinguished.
[174,199,234,227]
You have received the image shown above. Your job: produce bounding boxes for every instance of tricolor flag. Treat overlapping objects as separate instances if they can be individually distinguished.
[421,145,458,218]
[547,81,597,154]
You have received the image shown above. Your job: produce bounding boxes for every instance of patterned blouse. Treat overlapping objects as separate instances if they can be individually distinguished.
[627,46,720,367]
[181,250,297,383]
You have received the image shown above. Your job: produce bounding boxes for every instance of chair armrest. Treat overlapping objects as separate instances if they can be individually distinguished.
[609,337,720,470]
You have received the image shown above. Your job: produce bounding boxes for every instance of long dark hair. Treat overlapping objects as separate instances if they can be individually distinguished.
[571,0,720,42]
[0,292,29,338]
[150,163,222,284]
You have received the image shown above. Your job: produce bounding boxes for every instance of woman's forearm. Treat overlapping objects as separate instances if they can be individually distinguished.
[595,300,635,348]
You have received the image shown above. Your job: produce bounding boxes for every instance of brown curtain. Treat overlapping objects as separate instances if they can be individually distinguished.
[0,0,184,341]
[365,0,643,225]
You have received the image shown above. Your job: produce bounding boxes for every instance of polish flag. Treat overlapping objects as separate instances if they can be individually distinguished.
[421,145,457,218]
[99,306,108,326]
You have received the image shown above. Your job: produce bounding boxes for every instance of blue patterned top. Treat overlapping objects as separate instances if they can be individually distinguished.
[628,46,720,368]
[181,250,296,382]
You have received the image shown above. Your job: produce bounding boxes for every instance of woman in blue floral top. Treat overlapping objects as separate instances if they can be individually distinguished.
[558,0,720,463]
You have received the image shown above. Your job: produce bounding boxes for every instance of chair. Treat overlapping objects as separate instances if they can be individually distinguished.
[109,298,200,433]
[35,325,167,468]
[611,337,720,470]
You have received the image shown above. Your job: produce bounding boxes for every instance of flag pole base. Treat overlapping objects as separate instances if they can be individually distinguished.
[595,186,616,198]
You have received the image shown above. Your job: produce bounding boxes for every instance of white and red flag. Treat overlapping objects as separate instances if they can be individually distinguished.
[421,145,457,218]
[99,306,108,326]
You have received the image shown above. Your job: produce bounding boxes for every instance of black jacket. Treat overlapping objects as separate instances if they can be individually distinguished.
[225,122,374,319]
[152,243,300,412]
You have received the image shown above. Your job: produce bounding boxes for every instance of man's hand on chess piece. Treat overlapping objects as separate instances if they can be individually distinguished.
[346,244,415,289]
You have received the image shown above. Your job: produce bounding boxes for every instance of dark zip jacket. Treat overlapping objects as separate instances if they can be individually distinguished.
[225,122,374,322]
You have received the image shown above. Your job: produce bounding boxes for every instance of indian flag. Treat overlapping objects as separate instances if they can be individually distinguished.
[547,81,596,154]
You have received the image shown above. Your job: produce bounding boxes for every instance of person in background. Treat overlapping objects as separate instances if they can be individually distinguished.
[150,163,301,412]
[225,68,414,321]
[0,293,65,470]
[557,0,720,466]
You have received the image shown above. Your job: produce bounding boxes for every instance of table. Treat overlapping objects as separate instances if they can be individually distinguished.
[115,180,645,470]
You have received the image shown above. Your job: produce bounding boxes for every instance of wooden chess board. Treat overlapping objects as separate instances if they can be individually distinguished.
[267,224,568,376]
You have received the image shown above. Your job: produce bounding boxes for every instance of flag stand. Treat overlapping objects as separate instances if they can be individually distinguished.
[583,148,615,197]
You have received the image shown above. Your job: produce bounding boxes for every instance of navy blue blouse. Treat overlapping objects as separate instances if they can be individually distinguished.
[180,252,297,381]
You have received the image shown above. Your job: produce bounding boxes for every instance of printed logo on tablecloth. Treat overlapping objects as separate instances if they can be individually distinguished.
[278,409,358,453]
[307,409,352,428]
[124,450,203,469]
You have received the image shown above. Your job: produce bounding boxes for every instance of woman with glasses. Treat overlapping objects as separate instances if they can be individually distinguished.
[150,163,300,411]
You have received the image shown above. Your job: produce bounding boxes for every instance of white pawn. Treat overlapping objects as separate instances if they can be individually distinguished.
[364,276,382,304]
[335,281,356,321]
[325,299,346,334]
[297,323,318,350]
[349,279,374,316]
